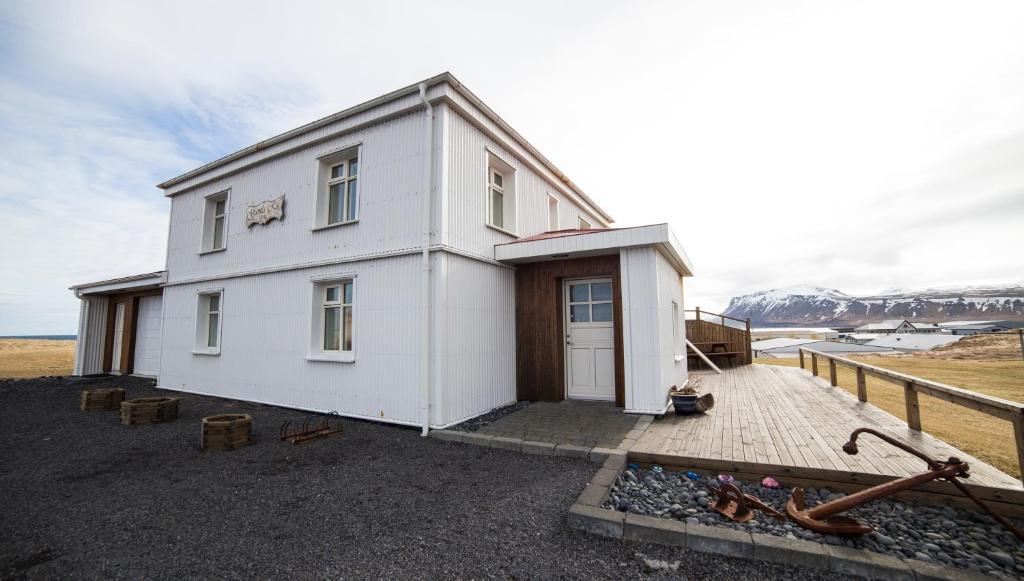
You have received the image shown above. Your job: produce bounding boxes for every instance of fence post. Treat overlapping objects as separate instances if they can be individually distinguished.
[695,307,701,323]
[811,353,818,377]
[1019,329,1024,363]
[745,318,752,364]
[904,381,921,430]
[856,367,867,402]
[1013,416,1024,481]
[799,350,805,369]
[828,359,837,386]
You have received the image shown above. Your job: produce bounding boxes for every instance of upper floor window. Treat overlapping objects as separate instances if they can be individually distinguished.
[201,191,229,252]
[578,216,592,230]
[486,151,516,233]
[328,157,359,225]
[547,194,559,231]
[315,145,360,229]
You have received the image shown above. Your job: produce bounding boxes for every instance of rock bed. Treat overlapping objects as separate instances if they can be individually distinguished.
[450,401,530,432]
[605,465,1024,579]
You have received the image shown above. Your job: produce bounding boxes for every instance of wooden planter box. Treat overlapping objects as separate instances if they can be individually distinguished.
[120,397,180,425]
[80,388,125,411]
[201,414,252,451]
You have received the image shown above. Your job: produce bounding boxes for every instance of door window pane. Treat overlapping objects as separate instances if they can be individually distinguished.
[570,304,590,322]
[592,302,613,322]
[570,284,589,302]
[324,306,340,350]
[591,282,612,301]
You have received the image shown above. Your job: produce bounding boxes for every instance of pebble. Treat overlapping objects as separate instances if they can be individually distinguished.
[605,467,1024,574]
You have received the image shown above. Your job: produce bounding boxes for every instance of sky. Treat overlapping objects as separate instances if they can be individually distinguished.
[1,1,1023,335]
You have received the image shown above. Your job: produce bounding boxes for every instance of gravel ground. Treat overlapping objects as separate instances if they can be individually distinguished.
[449,401,530,432]
[0,376,841,580]
[608,465,1024,579]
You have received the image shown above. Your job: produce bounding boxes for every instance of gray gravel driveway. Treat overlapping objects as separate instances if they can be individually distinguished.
[0,376,836,580]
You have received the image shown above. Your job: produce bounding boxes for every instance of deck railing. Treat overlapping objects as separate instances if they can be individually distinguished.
[799,347,1024,477]
[685,308,752,365]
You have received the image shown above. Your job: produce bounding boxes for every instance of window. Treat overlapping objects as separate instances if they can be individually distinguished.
[486,152,516,233]
[578,216,592,230]
[315,146,360,228]
[201,191,229,252]
[309,278,355,362]
[327,157,359,225]
[547,194,559,231]
[322,281,353,352]
[194,291,223,354]
[568,281,613,323]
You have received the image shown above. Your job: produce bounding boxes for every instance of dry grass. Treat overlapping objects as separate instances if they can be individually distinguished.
[0,339,76,379]
[759,354,1024,479]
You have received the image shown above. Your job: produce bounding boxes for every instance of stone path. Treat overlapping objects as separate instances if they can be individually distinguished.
[473,400,642,449]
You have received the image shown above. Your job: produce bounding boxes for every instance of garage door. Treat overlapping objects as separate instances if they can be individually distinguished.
[133,296,162,377]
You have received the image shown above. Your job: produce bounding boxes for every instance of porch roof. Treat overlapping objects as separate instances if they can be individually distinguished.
[494,223,694,276]
[70,270,167,296]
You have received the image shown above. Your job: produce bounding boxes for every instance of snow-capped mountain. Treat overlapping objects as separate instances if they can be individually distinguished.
[723,284,1024,326]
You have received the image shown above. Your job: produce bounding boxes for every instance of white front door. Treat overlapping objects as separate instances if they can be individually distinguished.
[564,278,616,401]
[111,303,125,374]
[133,296,163,377]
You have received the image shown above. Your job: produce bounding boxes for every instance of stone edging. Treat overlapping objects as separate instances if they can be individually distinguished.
[567,454,996,581]
[429,414,653,464]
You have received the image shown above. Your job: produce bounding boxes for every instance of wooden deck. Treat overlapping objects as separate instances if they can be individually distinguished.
[632,364,1024,510]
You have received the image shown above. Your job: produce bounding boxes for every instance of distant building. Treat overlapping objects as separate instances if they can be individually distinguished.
[753,339,893,358]
[908,322,944,334]
[750,327,839,341]
[853,319,916,334]
[841,333,881,344]
[943,323,1015,336]
[864,334,961,351]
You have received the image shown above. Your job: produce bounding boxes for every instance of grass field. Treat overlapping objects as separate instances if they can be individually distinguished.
[0,339,76,379]
[758,355,1024,479]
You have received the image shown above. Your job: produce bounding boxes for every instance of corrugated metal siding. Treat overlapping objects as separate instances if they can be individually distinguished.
[444,108,606,259]
[166,109,444,285]
[73,296,108,375]
[656,251,687,392]
[158,254,424,425]
[619,247,664,412]
[432,252,516,426]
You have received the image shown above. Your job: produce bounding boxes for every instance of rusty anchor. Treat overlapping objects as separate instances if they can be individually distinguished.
[787,428,1024,541]
[280,414,343,445]
[710,482,785,523]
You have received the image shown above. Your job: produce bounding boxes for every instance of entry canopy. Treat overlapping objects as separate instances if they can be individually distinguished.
[70,270,167,296]
[494,223,694,277]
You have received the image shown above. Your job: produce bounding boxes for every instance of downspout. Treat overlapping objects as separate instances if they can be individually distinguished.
[418,83,434,436]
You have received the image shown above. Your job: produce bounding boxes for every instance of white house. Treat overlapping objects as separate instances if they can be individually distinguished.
[70,73,694,434]
[853,319,916,334]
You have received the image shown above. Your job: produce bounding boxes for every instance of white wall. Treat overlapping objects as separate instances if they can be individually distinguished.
[656,250,687,393]
[159,254,425,426]
[431,253,517,427]
[73,295,108,376]
[165,109,443,284]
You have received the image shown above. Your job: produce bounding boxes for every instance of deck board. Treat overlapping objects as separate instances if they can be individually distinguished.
[635,364,1023,492]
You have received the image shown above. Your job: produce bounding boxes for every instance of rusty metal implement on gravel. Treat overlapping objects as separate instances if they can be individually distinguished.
[279,414,343,445]
[710,482,785,523]
[786,428,1024,541]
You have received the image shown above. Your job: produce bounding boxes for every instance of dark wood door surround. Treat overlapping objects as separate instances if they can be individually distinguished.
[102,288,162,375]
[514,254,625,406]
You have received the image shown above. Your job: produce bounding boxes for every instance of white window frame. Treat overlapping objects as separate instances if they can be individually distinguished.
[485,150,517,235]
[547,193,559,231]
[200,190,229,254]
[314,144,361,230]
[578,216,592,230]
[193,290,224,355]
[306,276,356,363]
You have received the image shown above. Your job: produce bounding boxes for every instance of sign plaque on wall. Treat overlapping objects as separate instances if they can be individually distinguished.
[245,195,285,228]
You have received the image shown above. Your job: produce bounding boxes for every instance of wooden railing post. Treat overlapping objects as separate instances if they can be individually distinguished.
[1012,416,1024,481]
[745,318,752,364]
[904,381,921,430]
[799,349,805,369]
[856,367,867,402]
[811,353,818,376]
[695,307,701,323]
[828,359,837,386]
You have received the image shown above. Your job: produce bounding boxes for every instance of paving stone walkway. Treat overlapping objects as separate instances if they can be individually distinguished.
[473,400,642,449]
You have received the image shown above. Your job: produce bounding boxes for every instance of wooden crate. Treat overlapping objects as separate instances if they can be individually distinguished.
[201,414,252,451]
[120,397,180,425]
[80,388,125,411]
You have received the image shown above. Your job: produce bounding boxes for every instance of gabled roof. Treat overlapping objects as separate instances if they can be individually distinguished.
[854,319,909,331]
